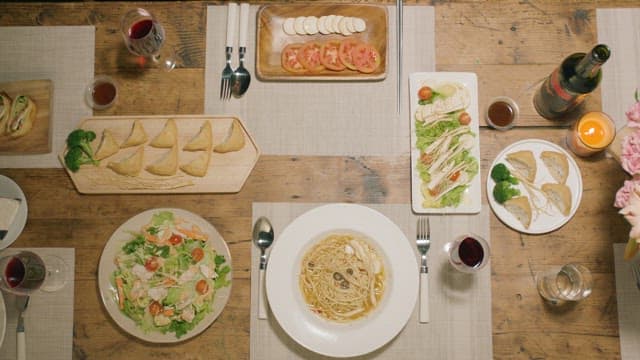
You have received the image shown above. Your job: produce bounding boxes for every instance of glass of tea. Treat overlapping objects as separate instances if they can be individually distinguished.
[566,111,616,157]
[447,234,490,273]
[535,263,592,304]
[0,251,69,295]
[120,8,176,71]
[85,75,118,110]
[486,96,519,130]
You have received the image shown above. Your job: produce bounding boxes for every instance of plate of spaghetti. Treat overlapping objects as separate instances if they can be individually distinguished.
[265,203,418,357]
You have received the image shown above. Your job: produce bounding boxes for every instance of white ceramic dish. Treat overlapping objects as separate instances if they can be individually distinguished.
[266,203,418,358]
[487,139,583,234]
[0,175,28,250]
[409,72,481,214]
[97,208,232,343]
[0,290,5,349]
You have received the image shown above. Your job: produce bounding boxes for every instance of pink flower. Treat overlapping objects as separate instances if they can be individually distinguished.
[619,190,640,238]
[615,179,640,208]
[621,131,640,175]
[627,102,640,127]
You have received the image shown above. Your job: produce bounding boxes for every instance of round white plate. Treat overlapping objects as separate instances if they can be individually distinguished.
[0,290,5,349]
[487,139,583,234]
[266,203,418,358]
[0,175,28,250]
[97,208,232,343]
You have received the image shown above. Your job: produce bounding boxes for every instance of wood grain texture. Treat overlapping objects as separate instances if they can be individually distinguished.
[1,1,638,359]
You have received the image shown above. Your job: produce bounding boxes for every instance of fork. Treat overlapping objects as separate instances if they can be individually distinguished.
[416,216,430,323]
[632,262,640,290]
[220,3,237,101]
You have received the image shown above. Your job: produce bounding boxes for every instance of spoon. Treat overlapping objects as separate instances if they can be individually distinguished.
[231,3,251,97]
[252,216,274,319]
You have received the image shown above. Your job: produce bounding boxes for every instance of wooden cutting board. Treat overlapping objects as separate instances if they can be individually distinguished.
[0,79,52,154]
[59,115,260,194]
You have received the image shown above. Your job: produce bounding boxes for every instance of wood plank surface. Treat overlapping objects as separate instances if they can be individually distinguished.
[0,1,637,359]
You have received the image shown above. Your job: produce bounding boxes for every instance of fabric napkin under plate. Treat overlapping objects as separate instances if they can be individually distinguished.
[597,9,640,130]
[0,26,94,168]
[250,203,492,360]
[0,247,75,360]
[205,6,435,156]
[613,244,640,360]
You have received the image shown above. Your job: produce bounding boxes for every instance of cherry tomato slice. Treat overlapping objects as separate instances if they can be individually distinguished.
[418,86,433,101]
[168,233,183,245]
[351,43,381,74]
[297,41,325,73]
[281,43,306,73]
[149,301,162,316]
[196,279,209,295]
[191,247,204,262]
[320,40,346,71]
[144,256,160,272]
[338,39,361,71]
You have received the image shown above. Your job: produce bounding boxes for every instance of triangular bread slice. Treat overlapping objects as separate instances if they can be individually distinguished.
[146,145,178,176]
[506,150,537,183]
[107,146,144,176]
[183,121,212,151]
[540,151,569,184]
[214,119,245,153]
[541,183,572,216]
[150,118,178,148]
[94,129,120,160]
[504,196,532,229]
[121,119,148,148]
[180,151,211,177]
[0,91,12,136]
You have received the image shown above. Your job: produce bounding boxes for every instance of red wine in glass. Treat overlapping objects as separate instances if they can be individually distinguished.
[0,251,45,295]
[458,237,485,267]
[448,234,490,273]
[121,8,175,70]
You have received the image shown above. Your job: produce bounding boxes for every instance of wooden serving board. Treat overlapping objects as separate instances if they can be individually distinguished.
[256,4,387,81]
[0,79,52,154]
[59,115,260,194]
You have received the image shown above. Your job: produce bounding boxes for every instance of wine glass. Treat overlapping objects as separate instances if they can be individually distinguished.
[0,251,69,295]
[120,8,177,71]
[446,234,490,273]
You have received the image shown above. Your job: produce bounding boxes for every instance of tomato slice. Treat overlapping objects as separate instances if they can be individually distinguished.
[320,40,345,71]
[281,43,306,73]
[338,39,361,70]
[351,43,381,74]
[297,41,324,73]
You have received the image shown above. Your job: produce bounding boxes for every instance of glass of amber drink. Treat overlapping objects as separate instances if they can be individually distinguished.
[566,111,615,157]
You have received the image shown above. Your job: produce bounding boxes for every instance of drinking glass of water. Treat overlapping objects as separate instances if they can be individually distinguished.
[120,8,176,71]
[536,263,592,304]
[447,234,490,273]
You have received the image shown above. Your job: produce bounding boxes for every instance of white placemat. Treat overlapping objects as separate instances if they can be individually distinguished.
[0,247,75,360]
[0,26,95,168]
[613,244,640,360]
[250,203,492,359]
[597,9,640,130]
[205,6,435,156]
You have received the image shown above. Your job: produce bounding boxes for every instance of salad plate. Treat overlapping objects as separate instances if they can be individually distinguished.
[0,175,28,250]
[409,72,481,214]
[487,139,583,234]
[98,208,232,343]
[266,203,418,358]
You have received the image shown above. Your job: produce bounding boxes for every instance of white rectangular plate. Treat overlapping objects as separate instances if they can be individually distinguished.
[409,72,481,214]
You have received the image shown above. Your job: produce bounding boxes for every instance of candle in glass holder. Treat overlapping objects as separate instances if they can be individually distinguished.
[566,111,615,157]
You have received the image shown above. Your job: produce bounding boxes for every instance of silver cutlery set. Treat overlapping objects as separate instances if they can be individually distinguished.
[220,3,252,100]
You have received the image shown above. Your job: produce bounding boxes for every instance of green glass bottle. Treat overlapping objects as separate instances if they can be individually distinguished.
[534,44,611,120]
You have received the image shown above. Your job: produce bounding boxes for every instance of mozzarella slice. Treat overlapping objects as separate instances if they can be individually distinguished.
[339,17,352,36]
[353,17,367,32]
[303,16,318,35]
[317,16,330,35]
[283,18,296,35]
[324,15,336,33]
[293,16,306,35]
[345,17,356,33]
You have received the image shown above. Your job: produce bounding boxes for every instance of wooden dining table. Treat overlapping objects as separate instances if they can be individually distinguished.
[0,0,636,359]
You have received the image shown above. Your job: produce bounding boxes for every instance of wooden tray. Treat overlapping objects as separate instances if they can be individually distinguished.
[256,4,388,81]
[59,115,260,194]
[0,79,52,154]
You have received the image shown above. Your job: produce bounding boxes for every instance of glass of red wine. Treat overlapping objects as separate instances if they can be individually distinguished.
[447,234,490,273]
[0,251,69,295]
[120,8,176,71]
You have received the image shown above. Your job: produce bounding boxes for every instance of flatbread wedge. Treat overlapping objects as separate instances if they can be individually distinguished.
[0,91,12,136]
[214,119,245,153]
[541,183,572,216]
[121,119,148,148]
[107,146,144,176]
[540,151,569,184]
[504,196,532,229]
[146,145,178,176]
[180,151,211,177]
[6,95,36,138]
[150,118,178,148]
[95,129,120,160]
[183,120,212,151]
[506,150,537,183]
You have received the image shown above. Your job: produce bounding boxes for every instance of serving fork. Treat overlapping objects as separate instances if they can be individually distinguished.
[220,3,238,101]
[416,216,430,323]
[632,262,640,291]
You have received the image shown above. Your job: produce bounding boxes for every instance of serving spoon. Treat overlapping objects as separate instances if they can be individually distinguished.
[252,216,274,319]
[231,3,251,98]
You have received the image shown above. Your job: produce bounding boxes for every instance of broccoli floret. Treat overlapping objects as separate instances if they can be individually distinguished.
[64,146,98,172]
[490,163,518,184]
[492,181,520,204]
[66,129,97,158]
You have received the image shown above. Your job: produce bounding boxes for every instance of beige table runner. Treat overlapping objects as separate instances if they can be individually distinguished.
[0,26,95,168]
[597,9,640,130]
[205,6,435,156]
[0,248,75,360]
[250,203,492,359]
[613,244,640,360]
